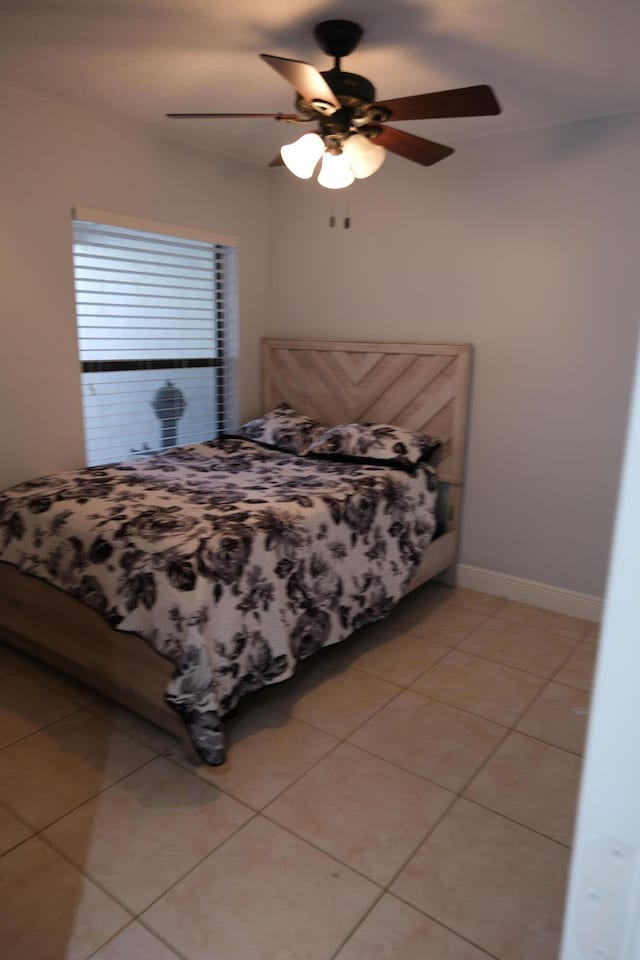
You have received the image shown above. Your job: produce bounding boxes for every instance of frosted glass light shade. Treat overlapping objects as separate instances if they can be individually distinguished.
[280,133,325,179]
[317,151,355,190]
[343,134,386,179]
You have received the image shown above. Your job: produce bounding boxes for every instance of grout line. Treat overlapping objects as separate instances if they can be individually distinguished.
[259,809,388,889]
[388,890,504,960]
[84,920,137,960]
[400,683,535,729]
[454,657,576,800]
[396,607,494,646]
[0,796,36,836]
[164,726,344,814]
[256,667,407,747]
[445,728,513,811]
[84,919,188,960]
[332,639,452,687]
[132,808,261,920]
[0,720,160,836]
[334,736,470,796]
[413,640,553,682]
[549,677,592,695]
[34,750,160,836]
[490,611,592,643]
[0,703,86,754]
[382,792,459,891]
[327,888,388,960]
[448,642,573,680]
[40,793,261,932]
[329,685,406,743]
[504,726,585,759]
[459,795,573,849]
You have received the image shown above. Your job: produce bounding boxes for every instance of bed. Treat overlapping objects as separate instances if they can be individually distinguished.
[0,338,470,763]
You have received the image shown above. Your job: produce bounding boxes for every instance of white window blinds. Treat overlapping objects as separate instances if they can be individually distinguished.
[71,215,238,466]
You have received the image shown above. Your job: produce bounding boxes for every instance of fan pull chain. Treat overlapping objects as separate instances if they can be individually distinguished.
[329,195,336,228]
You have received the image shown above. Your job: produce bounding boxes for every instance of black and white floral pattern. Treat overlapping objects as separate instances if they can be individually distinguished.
[308,421,441,470]
[0,438,437,764]
[227,403,327,456]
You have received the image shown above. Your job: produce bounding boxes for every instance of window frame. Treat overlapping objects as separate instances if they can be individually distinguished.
[71,207,238,466]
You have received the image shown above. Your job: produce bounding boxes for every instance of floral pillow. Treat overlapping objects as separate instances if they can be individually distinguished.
[307,421,440,470]
[228,403,327,456]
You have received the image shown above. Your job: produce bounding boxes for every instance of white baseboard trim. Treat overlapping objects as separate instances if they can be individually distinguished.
[454,563,603,622]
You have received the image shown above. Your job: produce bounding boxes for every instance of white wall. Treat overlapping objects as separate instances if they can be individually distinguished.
[0,84,270,490]
[267,111,640,597]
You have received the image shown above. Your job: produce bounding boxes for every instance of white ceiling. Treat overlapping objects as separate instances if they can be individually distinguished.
[1,0,639,167]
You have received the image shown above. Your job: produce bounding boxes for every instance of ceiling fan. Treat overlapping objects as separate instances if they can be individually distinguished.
[167,19,501,189]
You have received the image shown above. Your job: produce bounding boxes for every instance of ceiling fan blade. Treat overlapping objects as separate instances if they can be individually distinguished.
[374,85,501,121]
[268,155,285,167]
[370,126,454,166]
[166,112,300,120]
[260,54,341,111]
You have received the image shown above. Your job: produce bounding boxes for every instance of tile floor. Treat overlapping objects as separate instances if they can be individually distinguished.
[0,583,597,960]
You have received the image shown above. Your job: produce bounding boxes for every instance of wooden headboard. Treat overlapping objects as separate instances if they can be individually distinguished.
[262,339,471,485]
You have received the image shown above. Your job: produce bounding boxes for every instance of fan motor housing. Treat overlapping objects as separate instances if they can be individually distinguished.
[321,69,376,106]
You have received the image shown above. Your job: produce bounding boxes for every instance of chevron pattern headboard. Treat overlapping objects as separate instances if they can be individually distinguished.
[262,339,471,485]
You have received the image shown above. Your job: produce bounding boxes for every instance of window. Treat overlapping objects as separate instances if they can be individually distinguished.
[71,209,237,466]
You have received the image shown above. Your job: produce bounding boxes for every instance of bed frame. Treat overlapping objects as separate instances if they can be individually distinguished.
[0,338,471,748]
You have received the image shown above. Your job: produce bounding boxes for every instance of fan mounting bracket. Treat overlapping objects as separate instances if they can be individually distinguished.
[313,20,363,62]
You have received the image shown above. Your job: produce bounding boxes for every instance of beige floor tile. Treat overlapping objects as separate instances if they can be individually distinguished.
[0,671,80,749]
[327,621,450,687]
[555,642,597,692]
[44,756,252,913]
[516,682,590,754]
[412,650,544,726]
[392,799,569,960]
[584,622,600,645]
[87,694,178,753]
[460,618,575,678]
[495,601,591,641]
[142,816,379,960]
[0,836,129,960]
[464,732,582,844]
[263,659,400,739]
[386,603,489,647]
[349,690,505,791]
[22,659,97,707]
[446,587,506,616]
[169,704,338,809]
[0,712,154,829]
[335,894,493,960]
[266,742,453,885]
[0,803,32,855]
[91,922,180,960]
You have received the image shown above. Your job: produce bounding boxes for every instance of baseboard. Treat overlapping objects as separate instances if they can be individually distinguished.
[453,563,603,622]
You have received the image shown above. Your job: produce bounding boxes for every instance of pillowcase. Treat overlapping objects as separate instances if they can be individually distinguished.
[229,403,327,456]
[307,421,440,470]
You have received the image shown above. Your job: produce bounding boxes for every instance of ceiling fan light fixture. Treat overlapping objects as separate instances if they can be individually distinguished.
[280,132,325,179]
[342,133,386,179]
[317,151,355,189]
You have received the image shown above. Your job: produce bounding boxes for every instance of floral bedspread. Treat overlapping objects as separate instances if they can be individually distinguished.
[0,439,438,763]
